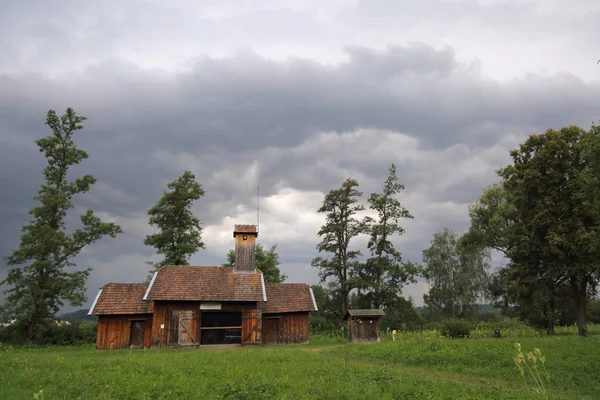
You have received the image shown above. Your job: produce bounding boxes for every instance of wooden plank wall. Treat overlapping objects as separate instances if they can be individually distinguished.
[96,314,152,350]
[348,316,381,343]
[242,309,262,344]
[151,301,259,348]
[262,312,309,344]
[234,234,256,272]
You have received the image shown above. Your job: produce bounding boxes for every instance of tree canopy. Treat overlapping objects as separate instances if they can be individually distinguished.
[144,171,205,277]
[357,164,417,308]
[1,108,122,341]
[497,125,600,336]
[421,228,490,319]
[311,178,371,315]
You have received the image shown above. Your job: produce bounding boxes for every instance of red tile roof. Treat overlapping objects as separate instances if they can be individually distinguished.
[90,283,153,315]
[259,283,318,314]
[144,265,265,302]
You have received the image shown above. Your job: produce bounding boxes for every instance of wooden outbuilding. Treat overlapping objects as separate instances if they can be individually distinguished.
[259,283,317,345]
[91,283,153,349]
[88,224,318,349]
[344,309,385,343]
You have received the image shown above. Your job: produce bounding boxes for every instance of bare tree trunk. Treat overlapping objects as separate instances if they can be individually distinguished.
[571,277,588,337]
[27,319,36,342]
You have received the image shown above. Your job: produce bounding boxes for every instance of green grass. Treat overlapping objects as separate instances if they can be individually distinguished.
[1,333,599,399]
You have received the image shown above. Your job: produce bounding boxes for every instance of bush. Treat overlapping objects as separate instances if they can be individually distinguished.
[38,321,96,345]
[0,321,96,346]
[440,319,472,338]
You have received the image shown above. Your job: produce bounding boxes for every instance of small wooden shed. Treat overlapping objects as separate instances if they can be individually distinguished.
[259,283,318,345]
[344,309,385,343]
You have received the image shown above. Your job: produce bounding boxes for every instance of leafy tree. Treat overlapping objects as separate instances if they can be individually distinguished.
[380,296,424,331]
[357,164,417,308]
[308,284,345,334]
[311,178,371,316]
[223,243,287,283]
[498,125,600,336]
[421,228,490,319]
[463,182,513,255]
[144,171,205,276]
[466,181,572,334]
[0,108,122,341]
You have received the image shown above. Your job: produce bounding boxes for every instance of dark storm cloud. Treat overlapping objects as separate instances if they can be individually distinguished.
[1,42,599,308]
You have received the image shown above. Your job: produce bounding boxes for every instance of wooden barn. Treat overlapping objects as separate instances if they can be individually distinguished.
[88,224,318,349]
[344,309,385,343]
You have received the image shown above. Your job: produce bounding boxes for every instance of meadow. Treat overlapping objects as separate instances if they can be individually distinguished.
[1,326,599,400]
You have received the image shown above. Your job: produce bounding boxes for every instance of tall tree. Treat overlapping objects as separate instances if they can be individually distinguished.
[466,182,575,333]
[0,108,122,341]
[357,164,417,308]
[311,178,371,316]
[498,125,600,336]
[223,243,287,283]
[144,171,205,276]
[421,228,490,319]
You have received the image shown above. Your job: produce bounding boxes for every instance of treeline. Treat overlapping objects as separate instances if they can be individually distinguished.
[308,124,600,338]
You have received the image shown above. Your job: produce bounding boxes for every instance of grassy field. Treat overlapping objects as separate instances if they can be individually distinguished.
[1,331,599,399]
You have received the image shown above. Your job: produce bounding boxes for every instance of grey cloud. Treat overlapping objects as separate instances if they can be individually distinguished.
[1,5,599,309]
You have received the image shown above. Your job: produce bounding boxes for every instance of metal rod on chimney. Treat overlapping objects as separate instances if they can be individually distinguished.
[257,185,260,234]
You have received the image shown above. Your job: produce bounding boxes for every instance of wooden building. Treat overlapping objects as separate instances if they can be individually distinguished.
[344,309,385,343]
[89,224,318,349]
[91,283,153,349]
[260,284,317,344]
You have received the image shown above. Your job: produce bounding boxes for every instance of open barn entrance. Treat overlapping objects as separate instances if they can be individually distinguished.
[200,311,242,345]
[129,320,145,348]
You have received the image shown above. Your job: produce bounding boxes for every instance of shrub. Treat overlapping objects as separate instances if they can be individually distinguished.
[440,319,472,338]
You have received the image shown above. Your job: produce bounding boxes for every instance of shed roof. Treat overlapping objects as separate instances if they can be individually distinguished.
[345,309,386,318]
[143,265,266,302]
[259,283,318,314]
[233,224,258,237]
[89,283,153,315]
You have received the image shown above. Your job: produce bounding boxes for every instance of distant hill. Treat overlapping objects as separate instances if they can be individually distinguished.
[57,309,97,323]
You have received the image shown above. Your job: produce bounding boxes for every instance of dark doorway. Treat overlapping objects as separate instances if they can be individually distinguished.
[129,320,145,348]
[200,312,242,344]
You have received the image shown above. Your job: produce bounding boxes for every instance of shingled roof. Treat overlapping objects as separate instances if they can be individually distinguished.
[89,283,153,315]
[259,283,318,313]
[345,309,386,318]
[143,265,266,302]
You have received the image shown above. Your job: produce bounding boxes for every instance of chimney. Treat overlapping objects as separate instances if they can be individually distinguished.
[233,224,258,273]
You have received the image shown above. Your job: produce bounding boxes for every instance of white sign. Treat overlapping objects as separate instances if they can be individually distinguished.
[200,302,222,310]
[160,324,165,329]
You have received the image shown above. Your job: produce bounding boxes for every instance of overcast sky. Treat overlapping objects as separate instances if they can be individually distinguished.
[1,0,599,312]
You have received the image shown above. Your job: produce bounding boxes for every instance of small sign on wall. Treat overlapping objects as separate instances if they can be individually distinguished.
[160,324,165,329]
[200,302,222,310]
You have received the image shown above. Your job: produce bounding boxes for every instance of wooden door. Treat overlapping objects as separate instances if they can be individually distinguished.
[178,311,199,346]
[262,318,280,344]
[242,310,262,344]
[129,321,145,348]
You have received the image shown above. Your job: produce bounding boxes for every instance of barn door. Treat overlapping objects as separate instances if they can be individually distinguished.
[242,310,262,344]
[178,311,200,346]
[262,317,280,344]
[129,321,145,348]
